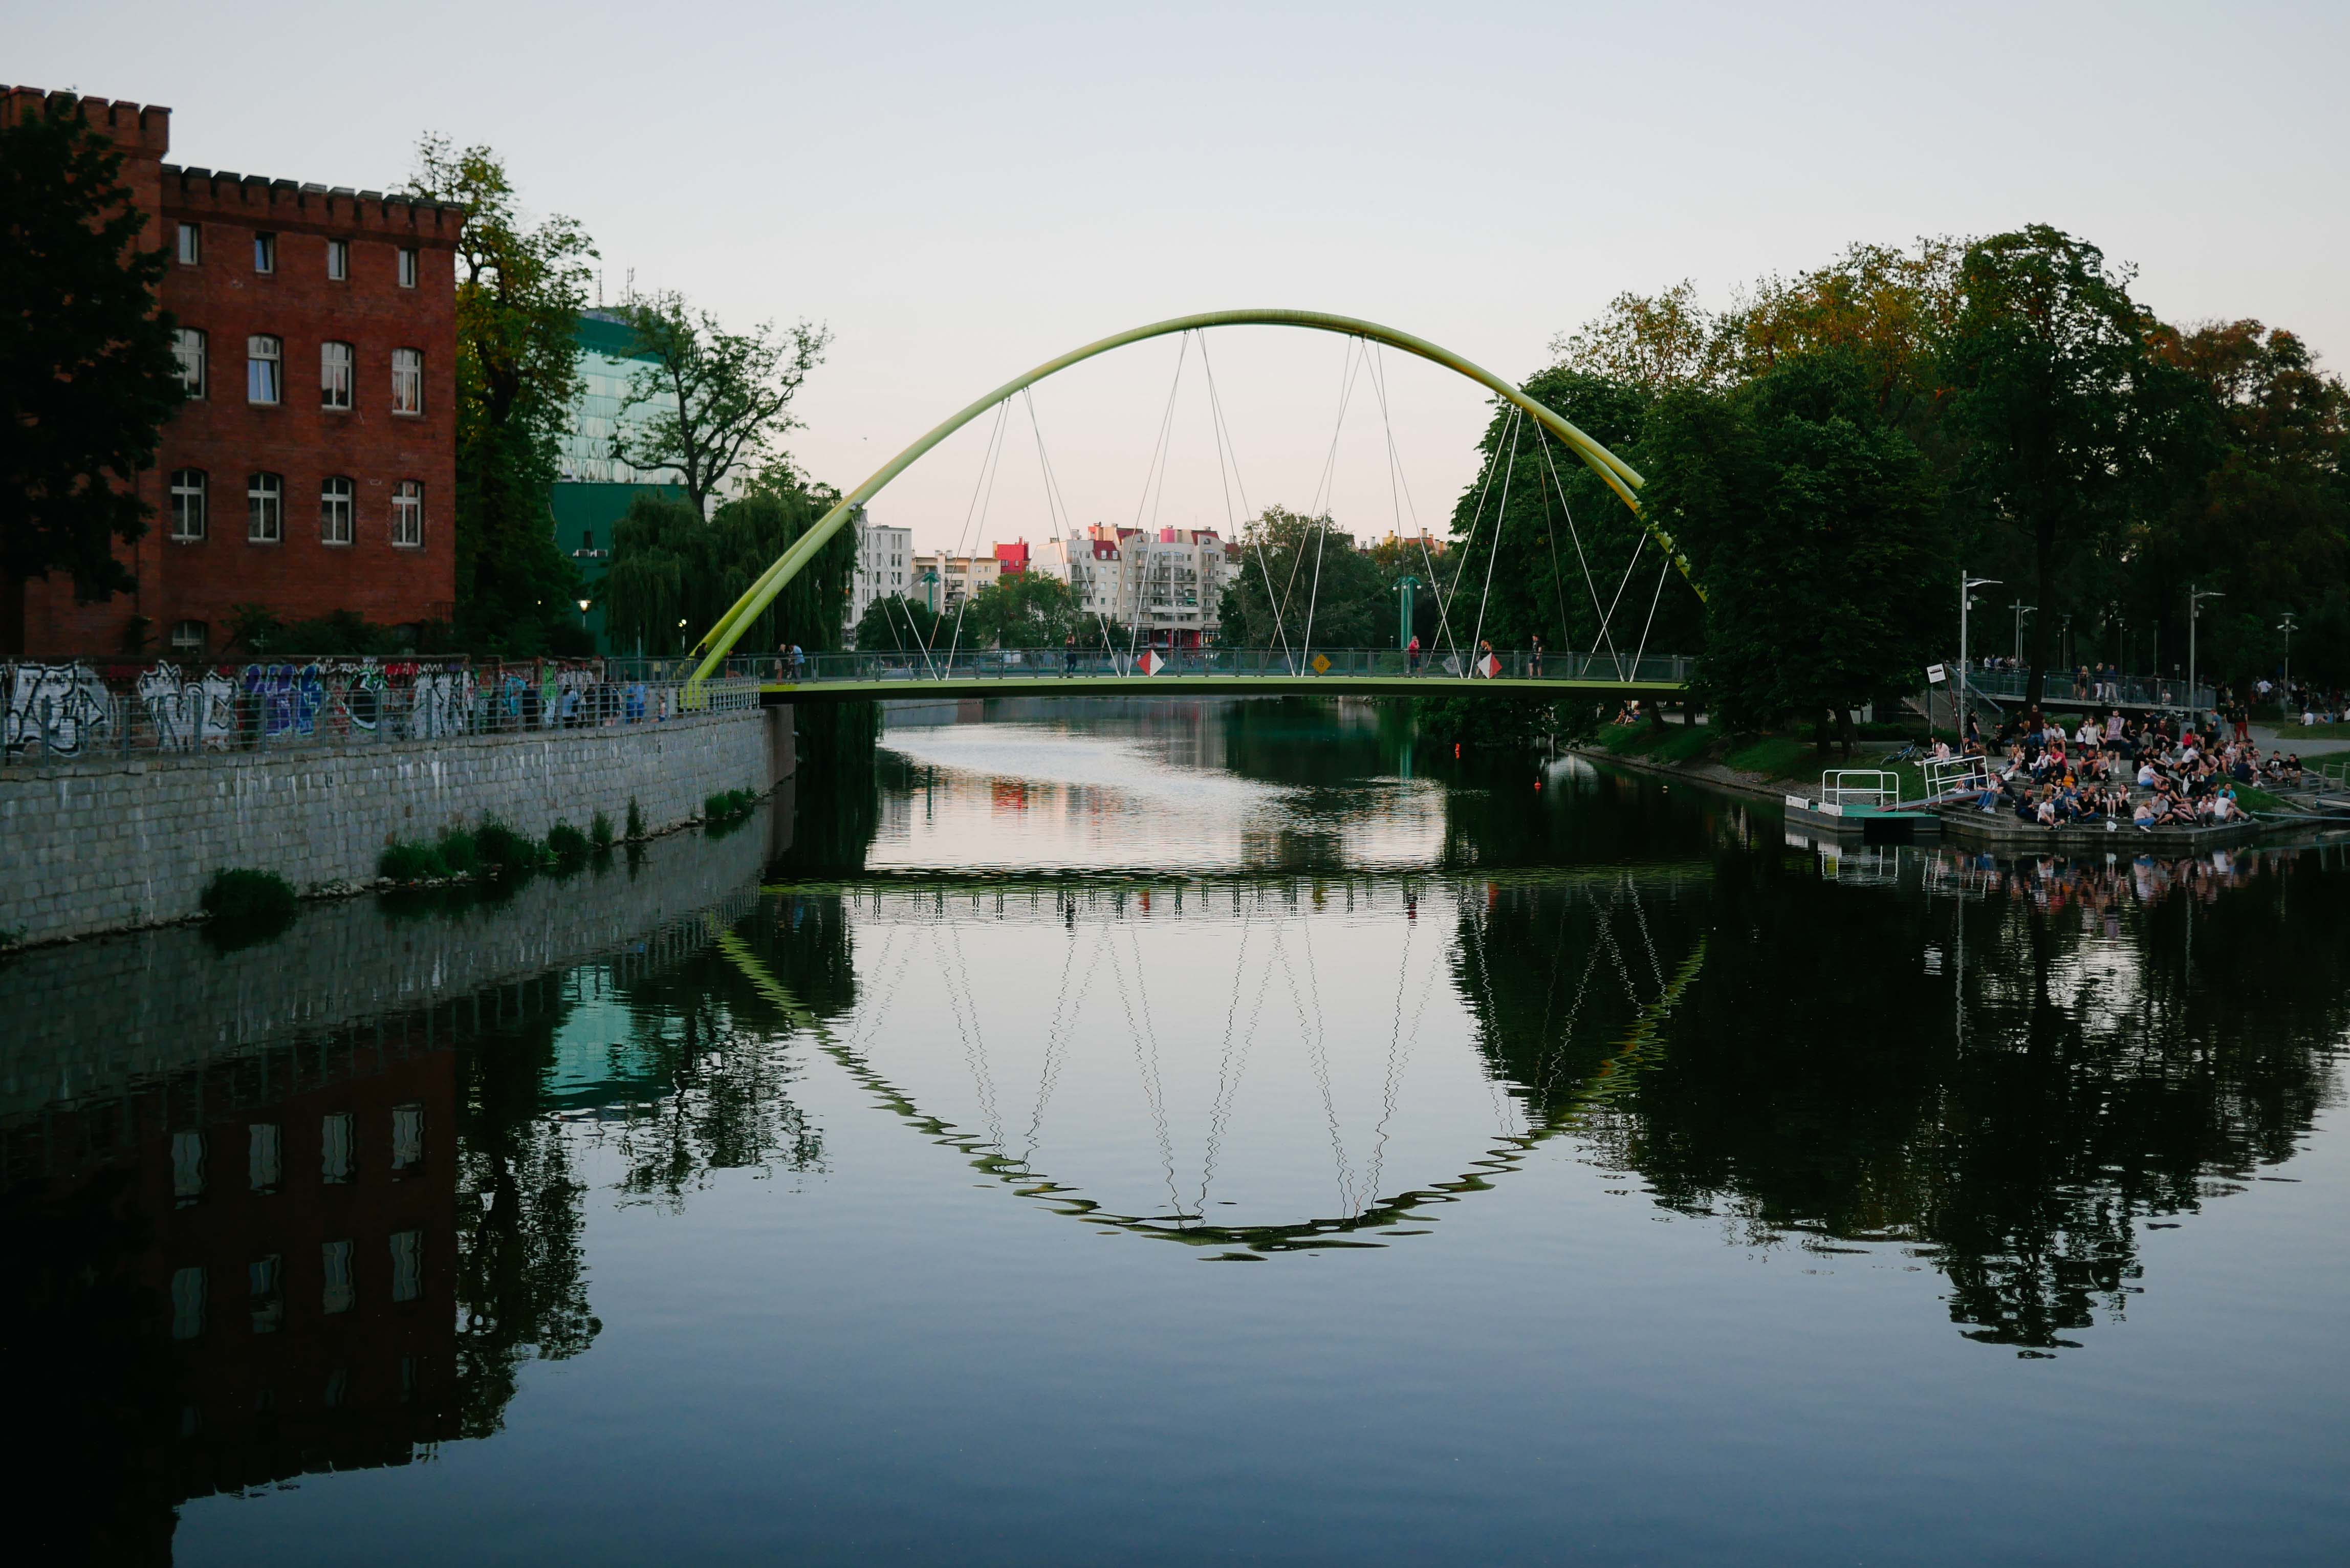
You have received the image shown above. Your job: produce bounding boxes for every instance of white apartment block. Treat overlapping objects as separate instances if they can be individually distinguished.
[848,510,914,634]
[910,550,1001,612]
[1045,527,1236,645]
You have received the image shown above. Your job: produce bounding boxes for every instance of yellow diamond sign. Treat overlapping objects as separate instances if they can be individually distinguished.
[1311,654,1332,674]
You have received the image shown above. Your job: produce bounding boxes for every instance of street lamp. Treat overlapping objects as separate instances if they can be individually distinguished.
[576,597,592,634]
[1960,571,1999,735]
[2188,583,2223,718]
[2008,600,2034,667]
[1395,574,1423,651]
[2278,610,2299,698]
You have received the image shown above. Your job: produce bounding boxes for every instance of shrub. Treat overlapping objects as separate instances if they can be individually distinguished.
[546,820,590,866]
[437,828,480,876]
[378,840,448,882]
[625,797,645,839]
[200,868,297,923]
[474,818,542,877]
[590,811,615,850]
[704,788,757,822]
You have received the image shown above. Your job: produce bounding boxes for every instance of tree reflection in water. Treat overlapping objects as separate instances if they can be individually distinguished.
[1462,838,2350,1353]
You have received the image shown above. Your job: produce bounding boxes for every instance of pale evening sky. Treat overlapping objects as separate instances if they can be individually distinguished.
[12,1,2346,554]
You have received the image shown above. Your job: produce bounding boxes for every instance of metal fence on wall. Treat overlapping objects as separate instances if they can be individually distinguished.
[1,657,760,765]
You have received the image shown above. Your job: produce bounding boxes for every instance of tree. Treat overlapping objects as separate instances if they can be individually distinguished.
[962,569,1076,649]
[852,594,944,652]
[0,97,183,621]
[602,461,852,657]
[401,137,595,653]
[1214,507,1392,649]
[1940,226,2207,707]
[1548,281,1728,393]
[614,291,830,513]
[1643,351,1948,745]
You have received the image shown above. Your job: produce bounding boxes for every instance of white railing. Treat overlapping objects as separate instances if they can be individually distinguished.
[1819,769,1899,809]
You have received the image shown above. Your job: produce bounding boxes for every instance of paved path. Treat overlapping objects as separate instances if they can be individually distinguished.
[2253,725,2350,757]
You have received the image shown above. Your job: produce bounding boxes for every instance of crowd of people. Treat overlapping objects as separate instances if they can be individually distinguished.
[1945,706,2307,832]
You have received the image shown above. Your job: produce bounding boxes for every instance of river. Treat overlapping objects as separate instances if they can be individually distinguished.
[11,696,2348,1564]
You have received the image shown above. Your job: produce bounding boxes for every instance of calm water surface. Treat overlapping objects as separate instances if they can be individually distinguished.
[13,697,2350,1564]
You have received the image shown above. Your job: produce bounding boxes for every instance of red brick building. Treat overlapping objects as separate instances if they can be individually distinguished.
[3,88,463,656]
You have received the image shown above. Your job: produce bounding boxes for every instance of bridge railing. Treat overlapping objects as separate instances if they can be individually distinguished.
[1960,667,2215,714]
[719,647,1695,687]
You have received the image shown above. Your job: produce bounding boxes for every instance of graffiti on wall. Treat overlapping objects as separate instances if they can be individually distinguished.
[4,662,116,757]
[4,657,623,758]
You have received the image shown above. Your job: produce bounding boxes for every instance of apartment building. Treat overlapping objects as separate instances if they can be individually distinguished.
[847,510,914,634]
[1045,526,1234,647]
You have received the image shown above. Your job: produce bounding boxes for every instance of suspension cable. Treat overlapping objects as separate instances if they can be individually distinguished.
[1466,408,1523,677]
[1366,345,1461,661]
[1536,428,1631,678]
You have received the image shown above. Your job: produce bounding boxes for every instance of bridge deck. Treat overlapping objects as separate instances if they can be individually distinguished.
[755,673,1690,702]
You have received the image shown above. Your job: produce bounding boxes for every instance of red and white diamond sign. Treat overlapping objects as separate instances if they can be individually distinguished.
[1140,650,1165,675]
[1481,653,1503,679]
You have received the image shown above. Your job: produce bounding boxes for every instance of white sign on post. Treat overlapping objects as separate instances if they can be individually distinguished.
[1925,664,1947,685]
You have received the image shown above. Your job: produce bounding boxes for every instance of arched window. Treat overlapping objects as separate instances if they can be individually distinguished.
[169,469,207,541]
[246,334,282,404]
[321,341,354,409]
[391,480,423,547]
[391,347,423,414]
[320,476,354,545]
[247,472,282,543]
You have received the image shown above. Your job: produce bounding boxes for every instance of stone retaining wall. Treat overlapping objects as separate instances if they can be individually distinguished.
[0,795,784,1119]
[0,705,792,943]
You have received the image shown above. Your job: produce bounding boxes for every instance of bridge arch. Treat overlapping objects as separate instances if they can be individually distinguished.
[692,309,1695,682]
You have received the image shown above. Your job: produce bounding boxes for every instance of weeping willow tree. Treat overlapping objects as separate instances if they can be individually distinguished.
[601,464,855,656]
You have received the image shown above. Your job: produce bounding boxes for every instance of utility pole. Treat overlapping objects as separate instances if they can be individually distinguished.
[2189,583,2224,720]
[1961,570,1998,734]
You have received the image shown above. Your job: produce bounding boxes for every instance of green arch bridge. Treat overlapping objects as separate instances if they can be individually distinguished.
[685,309,1699,702]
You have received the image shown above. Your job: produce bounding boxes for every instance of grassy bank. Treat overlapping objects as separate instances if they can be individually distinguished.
[1593,723,1929,797]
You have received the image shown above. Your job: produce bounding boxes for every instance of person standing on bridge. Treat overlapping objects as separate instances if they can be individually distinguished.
[1530,634,1544,678]
[1407,636,1421,676]
[1065,634,1078,674]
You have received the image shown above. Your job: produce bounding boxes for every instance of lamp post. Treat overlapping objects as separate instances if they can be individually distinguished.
[2009,600,2034,667]
[1960,571,1999,735]
[577,597,592,634]
[2278,610,2298,698]
[2189,583,2223,718]
[1395,574,1422,651]
[2060,612,2073,674]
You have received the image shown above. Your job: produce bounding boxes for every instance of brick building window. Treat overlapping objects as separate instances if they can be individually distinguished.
[392,347,423,414]
[170,620,208,655]
[246,334,281,404]
[169,469,207,541]
[177,221,201,265]
[321,1241,353,1315]
[327,238,349,280]
[320,476,354,545]
[254,232,276,274]
[173,328,206,396]
[389,1231,423,1302]
[397,246,419,288]
[391,481,424,547]
[321,1113,354,1182]
[321,341,354,409]
[247,472,282,543]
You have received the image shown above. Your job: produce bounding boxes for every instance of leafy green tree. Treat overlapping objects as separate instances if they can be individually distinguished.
[1643,351,1948,745]
[852,593,943,651]
[1940,226,2208,706]
[0,97,183,621]
[963,569,1075,649]
[614,291,830,513]
[1215,506,1391,648]
[603,462,852,656]
[401,138,595,654]
[2142,320,2350,689]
